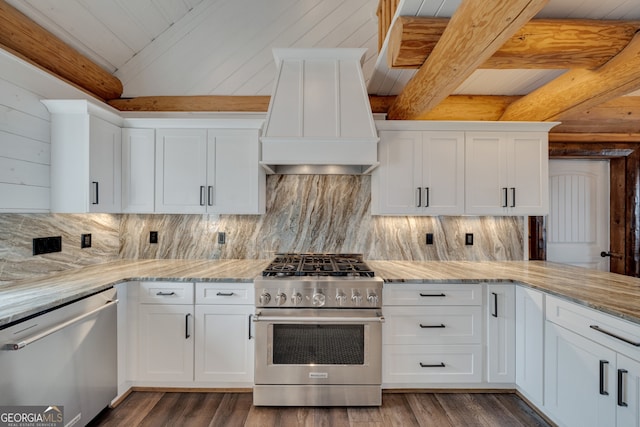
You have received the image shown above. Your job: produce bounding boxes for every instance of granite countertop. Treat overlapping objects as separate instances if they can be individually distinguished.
[2,259,640,328]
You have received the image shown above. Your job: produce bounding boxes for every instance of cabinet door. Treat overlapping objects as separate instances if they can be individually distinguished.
[372,130,422,215]
[89,116,121,213]
[155,129,207,213]
[515,286,544,405]
[507,132,548,215]
[465,132,509,215]
[544,322,616,427]
[194,305,254,384]
[617,354,640,427]
[421,132,465,215]
[122,128,155,213]
[487,284,515,383]
[207,129,265,214]
[138,304,194,382]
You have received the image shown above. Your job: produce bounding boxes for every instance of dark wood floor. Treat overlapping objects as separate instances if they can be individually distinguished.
[88,391,552,427]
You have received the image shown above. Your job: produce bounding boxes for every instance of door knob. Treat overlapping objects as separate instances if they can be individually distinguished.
[600,251,612,258]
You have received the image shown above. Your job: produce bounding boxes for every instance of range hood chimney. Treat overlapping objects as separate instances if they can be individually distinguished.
[260,48,379,175]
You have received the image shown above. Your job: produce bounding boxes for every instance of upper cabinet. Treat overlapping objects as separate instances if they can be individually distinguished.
[43,100,122,213]
[373,121,557,216]
[155,128,265,214]
[122,128,156,213]
[372,130,464,215]
[465,132,549,216]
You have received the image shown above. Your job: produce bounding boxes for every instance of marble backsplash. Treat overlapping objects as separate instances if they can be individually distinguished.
[120,175,524,261]
[0,213,120,284]
[0,176,524,283]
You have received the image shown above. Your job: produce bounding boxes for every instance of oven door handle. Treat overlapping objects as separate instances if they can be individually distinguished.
[252,314,385,323]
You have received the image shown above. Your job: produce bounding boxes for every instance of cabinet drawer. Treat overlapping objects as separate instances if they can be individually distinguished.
[546,295,640,360]
[195,282,254,305]
[383,344,482,384]
[138,281,194,304]
[383,306,482,345]
[383,283,482,306]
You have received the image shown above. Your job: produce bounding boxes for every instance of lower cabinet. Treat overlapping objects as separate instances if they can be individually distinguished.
[382,283,484,387]
[134,281,254,387]
[486,284,515,383]
[544,295,640,427]
[515,286,544,406]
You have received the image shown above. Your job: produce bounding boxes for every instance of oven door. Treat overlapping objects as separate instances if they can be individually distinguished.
[253,309,383,385]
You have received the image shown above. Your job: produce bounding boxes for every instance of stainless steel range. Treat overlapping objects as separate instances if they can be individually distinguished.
[253,253,384,406]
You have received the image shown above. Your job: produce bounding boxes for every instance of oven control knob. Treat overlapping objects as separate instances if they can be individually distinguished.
[352,291,363,306]
[275,292,287,305]
[291,292,302,305]
[259,292,271,305]
[312,292,326,307]
[336,290,347,305]
[367,291,379,306]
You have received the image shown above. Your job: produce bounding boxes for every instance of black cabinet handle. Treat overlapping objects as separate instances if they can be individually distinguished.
[510,187,516,207]
[185,313,192,339]
[502,187,508,207]
[415,187,422,207]
[208,186,214,206]
[590,325,640,347]
[216,292,235,296]
[248,314,253,340]
[199,186,205,206]
[420,293,446,297]
[419,323,445,329]
[491,292,498,318]
[420,362,445,368]
[92,181,99,205]
[156,291,176,296]
[618,369,628,407]
[600,360,609,395]
[424,187,430,207]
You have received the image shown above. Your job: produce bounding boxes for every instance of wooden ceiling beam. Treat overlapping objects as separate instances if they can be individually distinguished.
[0,0,122,100]
[386,0,548,121]
[501,32,640,121]
[389,17,640,69]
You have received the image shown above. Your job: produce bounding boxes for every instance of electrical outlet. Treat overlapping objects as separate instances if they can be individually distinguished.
[218,232,226,245]
[33,236,62,255]
[150,231,158,244]
[465,233,474,246]
[81,233,92,248]
[426,233,434,245]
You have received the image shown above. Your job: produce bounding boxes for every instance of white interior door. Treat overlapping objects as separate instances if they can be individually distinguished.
[547,160,610,271]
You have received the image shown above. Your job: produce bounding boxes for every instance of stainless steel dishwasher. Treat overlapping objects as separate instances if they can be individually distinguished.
[0,287,118,427]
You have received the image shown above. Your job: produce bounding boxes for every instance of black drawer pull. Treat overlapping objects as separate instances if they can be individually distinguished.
[420,362,446,368]
[600,360,609,395]
[420,293,446,297]
[185,313,192,339]
[419,323,445,329]
[590,325,640,347]
[216,292,235,297]
[156,291,176,296]
[618,369,628,407]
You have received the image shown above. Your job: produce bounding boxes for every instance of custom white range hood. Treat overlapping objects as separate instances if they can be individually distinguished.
[260,48,379,175]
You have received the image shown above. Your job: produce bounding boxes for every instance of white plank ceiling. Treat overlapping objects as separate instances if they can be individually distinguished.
[5,0,640,98]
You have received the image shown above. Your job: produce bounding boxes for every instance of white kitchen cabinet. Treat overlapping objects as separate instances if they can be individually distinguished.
[544,322,616,427]
[372,130,464,215]
[194,282,254,386]
[122,128,155,213]
[382,283,483,387]
[137,281,194,383]
[194,305,254,385]
[155,128,265,214]
[616,354,640,427]
[42,100,122,213]
[486,284,515,383]
[465,131,548,215]
[515,286,545,406]
[544,295,640,427]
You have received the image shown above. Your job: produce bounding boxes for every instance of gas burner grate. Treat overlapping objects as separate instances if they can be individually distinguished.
[262,253,375,277]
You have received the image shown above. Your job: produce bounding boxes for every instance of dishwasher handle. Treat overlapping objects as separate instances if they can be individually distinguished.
[7,299,118,351]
